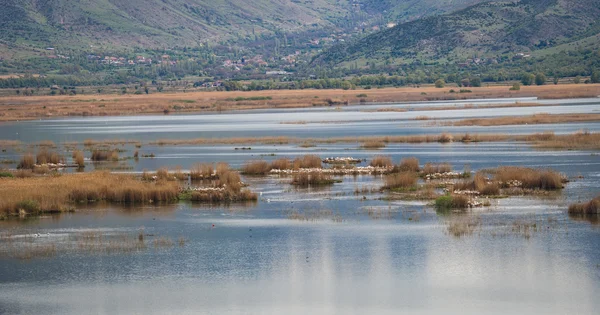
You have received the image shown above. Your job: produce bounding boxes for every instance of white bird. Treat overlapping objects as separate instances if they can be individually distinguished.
[267,199,271,203]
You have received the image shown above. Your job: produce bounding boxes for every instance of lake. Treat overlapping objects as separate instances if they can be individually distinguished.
[1,97,599,314]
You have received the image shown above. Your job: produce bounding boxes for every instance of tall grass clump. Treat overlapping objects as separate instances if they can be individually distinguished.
[293,155,322,169]
[568,196,599,215]
[241,160,271,175]
[36,149,63,164]
[454,172,500,196]
[494,166,563,190]
[370,156,393,168]
[0,172,179,217]
[383,172,418,190]
[435,194,470,210]
[190,163,214,180]
[17,153,35,169]
[187,166,257,202]
[91,150,119,162]
[361,140,386,149]
[291,172,335,187]
[72,150,85,168]
[394,157,420,172]
[422,163,452,175]
[271,158,291,170]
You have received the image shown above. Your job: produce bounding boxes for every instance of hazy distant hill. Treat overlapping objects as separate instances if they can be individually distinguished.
[315,0,600,66]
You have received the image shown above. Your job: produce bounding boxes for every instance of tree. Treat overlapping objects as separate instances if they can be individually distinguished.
[470,77,481,87]
[521,73,535,86]
[509,83,521,91]
[434,79,445,88]
[535,73,546,85]
[553,76,559,85]
[591,70,600,83]
[574,76,581,84]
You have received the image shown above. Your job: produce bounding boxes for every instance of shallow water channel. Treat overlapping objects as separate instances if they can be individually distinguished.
[1,98,599,314]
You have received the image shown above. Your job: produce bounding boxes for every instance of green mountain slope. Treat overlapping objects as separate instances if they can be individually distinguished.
[0,0,349,50]
[0,0,500,53]
[361,0,488,23]
[315,0,600,66]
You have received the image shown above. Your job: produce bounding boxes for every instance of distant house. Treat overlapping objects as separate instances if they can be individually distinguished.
[46,47,55,51]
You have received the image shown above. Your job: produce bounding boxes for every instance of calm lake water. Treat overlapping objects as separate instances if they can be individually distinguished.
[1,98,599,314]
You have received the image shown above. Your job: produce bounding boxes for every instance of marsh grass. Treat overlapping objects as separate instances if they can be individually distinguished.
[36,149,64,164]
[446,216,481,237]
[447,113,600,127]
[568,196,600,216]
[72,150,85,168]
[91,150,119,162]
[17,153,35,169]
[454,172,500,196]
[291,172,336,187]
[494,166,564,190]
[190,163,215,180]
[0,172,179,217]
[292,155,322,169]
[270,158,292,170]
[361,140,386,149]
[370,155,393,168]
[394,157,420,172]
[422,163,452,175]
[383,172,418,190]
[435,194,470,210]
[242,160,271,175]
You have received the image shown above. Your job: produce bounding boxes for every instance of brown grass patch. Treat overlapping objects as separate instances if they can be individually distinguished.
[270,158,292,170]
[383,172,418,190]
[72,150,85,168]
[447,113,600,126]
[494,166,564,190]
[91,150,119,162]
[1,84,599,122]
[292,155,322,169]
[454,172,500,195]
[394,157,420,172]
[568,196,600,215]
[291,172,336,187]
[370,155,393,168]
[17,153,35,169]
[190,163,214,180]
[241,160,271,175]
[0,172,179,217]
[361,140,386,149]
[422,163,452,175]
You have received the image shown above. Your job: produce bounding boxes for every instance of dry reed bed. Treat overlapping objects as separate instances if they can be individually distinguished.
[366,102,558,113]
[242,155,322,175]
[445,113,600,127]
[47,131,598,150]
[568,196,600,216]
[0,172,179,217]
[2,84,599,121]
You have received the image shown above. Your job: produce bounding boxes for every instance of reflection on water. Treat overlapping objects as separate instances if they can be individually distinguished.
[1,206,599,314]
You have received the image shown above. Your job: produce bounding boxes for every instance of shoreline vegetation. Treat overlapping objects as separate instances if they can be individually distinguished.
[1,132,599,152]
[0,84,599,122]
[440,113,600,127]
[0,165,258,219]
[1,150,572,220]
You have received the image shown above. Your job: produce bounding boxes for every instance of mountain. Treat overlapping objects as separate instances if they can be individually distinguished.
[315,0,600,66]
[0,0,495,53]
[0,0,349,50]
[360,0,488,23]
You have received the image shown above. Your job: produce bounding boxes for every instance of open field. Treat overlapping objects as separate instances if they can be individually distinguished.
[0,84,599,121]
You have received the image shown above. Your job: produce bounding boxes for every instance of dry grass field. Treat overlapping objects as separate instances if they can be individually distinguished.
[1,84,599,121]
